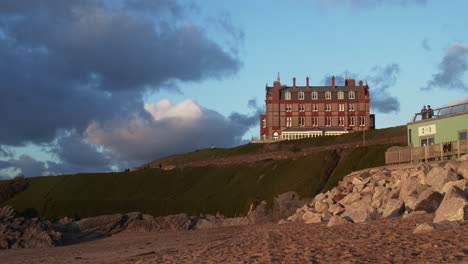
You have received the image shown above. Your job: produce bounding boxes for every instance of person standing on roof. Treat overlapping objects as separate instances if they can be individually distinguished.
[427,105,434,118]
[421,105,427,120]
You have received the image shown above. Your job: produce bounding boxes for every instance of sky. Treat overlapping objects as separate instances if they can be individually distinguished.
[0,0,467,178]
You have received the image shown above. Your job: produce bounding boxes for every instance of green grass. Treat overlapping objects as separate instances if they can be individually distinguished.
[144,126,406,168]
[1,142,402,219]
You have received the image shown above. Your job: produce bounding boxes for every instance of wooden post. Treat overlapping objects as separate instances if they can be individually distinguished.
[440,143,444,160]
[410,148,413,163]
[457,139,461,158]
[425,145,428,162]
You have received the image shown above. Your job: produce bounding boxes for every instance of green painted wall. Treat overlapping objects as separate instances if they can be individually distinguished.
[407,113,468,147]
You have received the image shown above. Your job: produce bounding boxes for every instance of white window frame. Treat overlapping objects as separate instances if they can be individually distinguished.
[325,104,331,111]
[299,117,305,127]
[359,116,366,126]
[286,104,292,112]
[349,91,355,99]
[338,116,344,126]
[273,132,279,141]
[349,116,355,126]
[298,91,305,100]
[325,117,331,127]
[262,119,266,128]
[286,117,292,127]
[338,91,344,100]
[312,104,318,111]
[299,104,305,112]
[325,91,332,100]
[338,104,345,111]
[312,117,318,127]
[311,91,318,100]
[285,91,291,100]
[348,104,355,111]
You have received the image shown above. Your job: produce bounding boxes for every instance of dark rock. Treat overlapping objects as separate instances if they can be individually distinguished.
[414,190,443,213]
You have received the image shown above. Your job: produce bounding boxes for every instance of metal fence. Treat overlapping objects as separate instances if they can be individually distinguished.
[385,139,468,164]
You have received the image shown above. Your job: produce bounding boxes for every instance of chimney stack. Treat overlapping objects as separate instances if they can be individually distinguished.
[331,76,335,88]
[293,77,296,88]
[359,80,363,87]
[306,76,309,88]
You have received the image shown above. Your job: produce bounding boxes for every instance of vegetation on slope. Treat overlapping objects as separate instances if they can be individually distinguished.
[0,176,29,203]
[1,143,401,219]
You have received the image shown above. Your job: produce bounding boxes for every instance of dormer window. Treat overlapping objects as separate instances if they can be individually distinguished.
[338,91,344,100]
[285,91,291,100]
[325,91,332,100]
[298,91,305,100]
[349,91,356,99]
[311,91,318,100]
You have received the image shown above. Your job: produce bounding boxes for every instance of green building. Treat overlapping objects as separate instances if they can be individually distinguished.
[407,103,468,148]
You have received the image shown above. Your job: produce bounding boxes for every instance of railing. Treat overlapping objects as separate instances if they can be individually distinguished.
[385,139,468,164]
[412,102,468,122]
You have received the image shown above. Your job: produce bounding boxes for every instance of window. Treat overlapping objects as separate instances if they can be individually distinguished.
[325,91,332,100]
[348,104,355,111]
[338,104,345,111]
[459,131,467,140]
[325,104,331,111]
[325,117,331,127]
[286,104,292,112]
[338,91,344,100]
[421,137,434,146]
[312,104,318,111]
[298,91,305,100]
[349,91,356,99]
[273,132,279,141]
[349,116,355,126]
[286,117,292,127]
[285,91,291,100]
[299,104,305,112]
[311,91,318,100]
[312,117,318,127]
[359,116,366,126]
[338,116,345,126]
[299,117,305,127]
[262,119,266,128]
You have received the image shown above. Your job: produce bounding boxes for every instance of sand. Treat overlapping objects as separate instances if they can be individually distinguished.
[0,213,466,264]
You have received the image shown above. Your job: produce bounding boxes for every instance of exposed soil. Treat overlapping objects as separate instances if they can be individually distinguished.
[1,213,466,264]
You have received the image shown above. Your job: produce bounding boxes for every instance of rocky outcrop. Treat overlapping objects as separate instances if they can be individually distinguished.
[283,155,468,228]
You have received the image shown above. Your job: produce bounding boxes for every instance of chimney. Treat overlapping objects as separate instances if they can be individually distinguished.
[359,80,363,87]
[331,76,335,88]
[306,76,309,88]
[293,77,296,88]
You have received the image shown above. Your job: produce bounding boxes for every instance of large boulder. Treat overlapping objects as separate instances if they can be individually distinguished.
[434,186,468,223]
[327,216,351,227]
[414,190,444,213]
[302,211,322,224]
[440,179,467,195]
[382,199,405,218]
[342,200,378,223]
[399,177,428,210]
[425,167,460,192]
[152,213,191,232]
[458,161,468,181]
[75,214,124,235]
[413,221,460,234]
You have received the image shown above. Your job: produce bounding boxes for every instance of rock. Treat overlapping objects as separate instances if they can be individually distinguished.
[414,190,444,213]
[302,211,322,224]
[272,191,307,220]
[152,213,191,232]
[440,179,467,194]
[340,192,361,205]
[342,200,378,223]
[247,201,271,224]
[332,194,346,203]
[434,186,468,223]
[442,160,460,172]
[328,203,345,216]
[458,161,468,180]
[411,163,432,185]
[76,214,124,235]
[402,211,428,219]
[327,216,351,227]
[425,167,460,192]
[0,206,16,221]
[413,221,460,234]
[314,201,329,213]
[19,227,54,249]
[278,219,291,225]
[382,199,405,218]
[399,177,428,210]
[458,154,468,161]
[191,215,223,230]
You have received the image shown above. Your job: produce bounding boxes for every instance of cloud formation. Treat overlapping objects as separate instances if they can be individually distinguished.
[422,43,468,92]
[319,0,427,8]
[86,99,260,162]
[0,0,241,146]
[322,64,400,113]
[422,38,431,51]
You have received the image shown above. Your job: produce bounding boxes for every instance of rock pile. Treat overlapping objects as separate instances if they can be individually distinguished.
[283,155,468,231]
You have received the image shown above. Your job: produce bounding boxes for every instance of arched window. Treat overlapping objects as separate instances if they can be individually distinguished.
[349,91,356,99]
[298,91,305,100]
[273,132,279,141]
[311,91,318,100]
[325,91,332,100]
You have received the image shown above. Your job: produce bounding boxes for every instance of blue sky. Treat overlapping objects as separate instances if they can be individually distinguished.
[0,0,467,178]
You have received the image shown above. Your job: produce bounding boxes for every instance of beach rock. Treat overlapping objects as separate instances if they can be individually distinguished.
[399,177,428,210]
[342,200,378,223]
[327,216,351,227]
[434,186,468,223]
[302,211,322,224]
[340,192,361,205]
[76,214,124,235]
[458,161,468,180]
[402,211,428,219]
[314,201,329,213]
[413,221,460,234]
[440,179,467,194]
[414,190,444,213]
[152,214,191,232]
[382,199,405,218]
[425,167,460,192]
[328,203,345,216]
[458,154,468,161]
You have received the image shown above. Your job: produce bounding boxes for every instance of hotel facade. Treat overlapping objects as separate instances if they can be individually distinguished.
[260,74,375,141]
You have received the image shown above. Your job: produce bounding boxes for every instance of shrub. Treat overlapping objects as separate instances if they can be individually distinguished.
[0,176,29,203]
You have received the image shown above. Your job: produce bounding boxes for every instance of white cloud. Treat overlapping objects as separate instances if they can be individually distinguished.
[144,99,202,121]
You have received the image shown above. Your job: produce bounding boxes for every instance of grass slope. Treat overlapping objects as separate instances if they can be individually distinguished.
[2,143,401,219]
